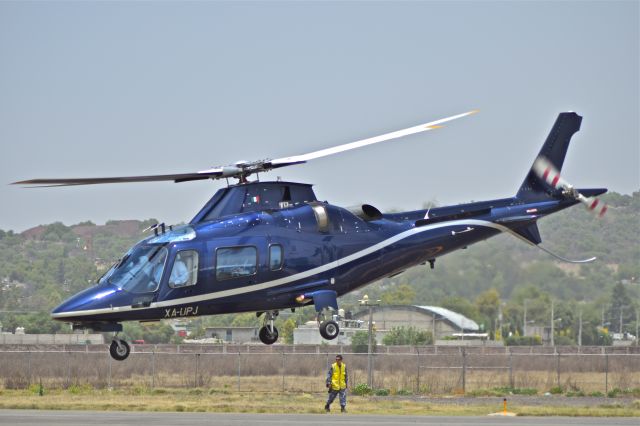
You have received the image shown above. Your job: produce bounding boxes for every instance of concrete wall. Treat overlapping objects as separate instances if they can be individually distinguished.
[293,326,387,345]
[0,333,104,345]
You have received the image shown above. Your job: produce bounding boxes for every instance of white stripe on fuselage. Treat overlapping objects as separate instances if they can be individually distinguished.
[52,219,515,319]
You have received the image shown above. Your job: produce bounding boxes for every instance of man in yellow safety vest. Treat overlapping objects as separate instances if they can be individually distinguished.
[325,354,348,413]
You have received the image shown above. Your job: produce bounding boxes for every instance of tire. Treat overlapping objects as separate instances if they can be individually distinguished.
[319,320,340,340]
[109,339,131,361]
[259,326,279,345]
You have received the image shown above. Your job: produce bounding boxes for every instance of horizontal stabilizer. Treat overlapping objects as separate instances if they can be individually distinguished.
[512,222,542,245]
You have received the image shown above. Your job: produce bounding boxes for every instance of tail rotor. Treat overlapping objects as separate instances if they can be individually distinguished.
[532,156,608,218]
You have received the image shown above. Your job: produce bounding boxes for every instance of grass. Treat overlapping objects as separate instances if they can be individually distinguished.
[0,388,638,416]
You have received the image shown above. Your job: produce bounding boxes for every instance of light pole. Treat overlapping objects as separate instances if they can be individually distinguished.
[550,300,554,347]
[523,300,527,337]
[432,313,439,344]
[577,302,587,347]
[359,295,380,388]
[632,309,640,347]
[619,306,624,334]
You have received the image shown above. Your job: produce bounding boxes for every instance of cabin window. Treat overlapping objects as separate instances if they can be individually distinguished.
[169,250,199,288]
[216,246,257,281]
[269,244,283,271]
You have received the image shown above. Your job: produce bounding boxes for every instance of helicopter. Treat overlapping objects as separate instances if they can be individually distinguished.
[13,110,607,361]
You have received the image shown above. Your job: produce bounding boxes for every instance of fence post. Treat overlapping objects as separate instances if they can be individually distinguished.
[27,349,32,386]
[237,352,241,392]
[67,350,71,387]
[509,351,514,388]
[416,348,420,395]
[151,349,156,388]
[195,353,200,387]
[108,351,112,389]
[605,353,609,396]
[461,347,466,394]
[282,352,286,392]
[556,352,560,386]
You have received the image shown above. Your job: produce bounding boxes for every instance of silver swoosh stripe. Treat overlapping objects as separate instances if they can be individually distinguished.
[51,219,511,319]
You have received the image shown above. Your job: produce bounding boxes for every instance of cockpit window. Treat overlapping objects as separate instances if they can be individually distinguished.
[216,246,257,281]
[108,245,168,293]
[169,250,199,288]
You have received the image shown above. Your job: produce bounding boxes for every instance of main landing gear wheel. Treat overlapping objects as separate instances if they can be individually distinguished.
[109,339,131,361]
[258,326,279,345]
[258,310,280,345]
[319,320,340,340]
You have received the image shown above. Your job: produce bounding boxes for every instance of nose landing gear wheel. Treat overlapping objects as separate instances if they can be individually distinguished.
[258,326,279,345]
[319,320,340,340]
[109,339,131,361]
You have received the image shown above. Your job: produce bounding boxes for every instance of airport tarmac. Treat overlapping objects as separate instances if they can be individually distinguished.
[1,410,638,426]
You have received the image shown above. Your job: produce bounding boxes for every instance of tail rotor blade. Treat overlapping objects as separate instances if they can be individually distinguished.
[533,156,607,218]
[532,156,572,191]
[578,194,608,217]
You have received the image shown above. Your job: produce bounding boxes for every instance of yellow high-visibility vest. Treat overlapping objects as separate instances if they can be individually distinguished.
[330,362,347,390]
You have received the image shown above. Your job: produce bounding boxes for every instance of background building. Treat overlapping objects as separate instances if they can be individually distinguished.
[351,305,482,341]
[205,326,258,344]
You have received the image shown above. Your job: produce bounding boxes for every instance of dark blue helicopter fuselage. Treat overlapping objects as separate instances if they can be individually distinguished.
[50,181,602,327]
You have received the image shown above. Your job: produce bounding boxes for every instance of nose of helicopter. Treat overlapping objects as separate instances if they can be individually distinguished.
[51,284,120,320]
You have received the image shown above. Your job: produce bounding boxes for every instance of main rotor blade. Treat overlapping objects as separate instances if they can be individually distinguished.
[12,169,224,187]
[268,110,478,168]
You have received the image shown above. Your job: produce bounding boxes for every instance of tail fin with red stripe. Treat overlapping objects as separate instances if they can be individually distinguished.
[516,112,582,201]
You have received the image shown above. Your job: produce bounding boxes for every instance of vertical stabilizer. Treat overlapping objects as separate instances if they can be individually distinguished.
[516,112,582,201]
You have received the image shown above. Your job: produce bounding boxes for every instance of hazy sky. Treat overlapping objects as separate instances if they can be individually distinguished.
[1,1,638,232]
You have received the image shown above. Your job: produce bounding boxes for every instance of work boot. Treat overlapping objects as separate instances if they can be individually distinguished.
[341,406,346,413]
[324,404,330,413]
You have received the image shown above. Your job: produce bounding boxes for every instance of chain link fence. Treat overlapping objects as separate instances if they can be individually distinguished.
[1,345,638,394]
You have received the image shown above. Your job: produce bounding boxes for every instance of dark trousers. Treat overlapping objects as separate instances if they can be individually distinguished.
[326,388,347,407]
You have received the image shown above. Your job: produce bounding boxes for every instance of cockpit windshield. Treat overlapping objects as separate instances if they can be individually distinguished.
[108,245,168,293]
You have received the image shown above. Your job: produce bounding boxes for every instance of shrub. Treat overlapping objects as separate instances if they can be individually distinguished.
[566,390,586,397]
[67,383,93,395]
[351,330,375,353]
[374,388,390,396]
[469,387,537,397]
[608,388,622,398]
[554,335,575,346]
[511,387,538,396]
[382,326,432,346]
[621,388,640,398]
[549,386,563,395]
[395,389,413,396]
[504,335,542,346]
[352,383,373,396]
[589,391,604,397]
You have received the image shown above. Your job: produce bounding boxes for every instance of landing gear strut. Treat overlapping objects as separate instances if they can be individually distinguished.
[258,311,279,345]
[109,335,130,361]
